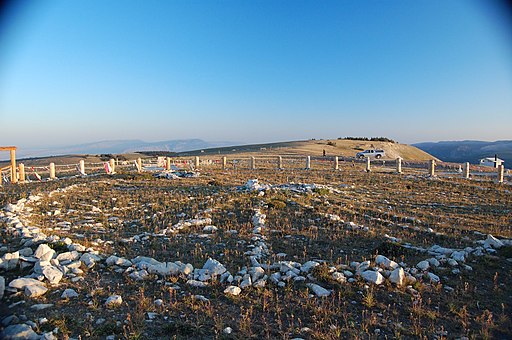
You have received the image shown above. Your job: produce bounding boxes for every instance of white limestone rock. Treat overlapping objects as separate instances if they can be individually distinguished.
[389,267,406,286]
[416,260,430,271]
[451,251,465,262]
[61,288,79,299]
[187,280,208,288]
[106,255,132,267]
[80,253,100,268]
[307,283,331,297]
[55,251,80,262]
[250,266,265,282]
[427,272,441,284]
[42,266,63,284]
[182,263,194,275]
[34,244,55,261]
[484,235,504,249]
[105,295,123,308]
[129,269,149,281]
[148,262,180,276]
[1,323,39,340]
[300,261,320,273]
[332,272,346,283]
[361,270,385,285]
[224,285,242,296]
[25,284,48,297]
[202,258,227,275]
[9,278,44,290]
[375,255,399,269]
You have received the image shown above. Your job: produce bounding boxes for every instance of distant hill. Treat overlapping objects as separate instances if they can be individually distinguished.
[8,139,235,160]
[413,140,512,166]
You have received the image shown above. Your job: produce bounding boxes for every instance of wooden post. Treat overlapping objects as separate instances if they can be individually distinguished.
[79,160,85,176]
[250,156,256,170]
[10,149,17,183]
[306,156,311,170]
[463,162,469,179]
[429,159,435,176]
[137,158,142,173]
[396,157,402,174]
[50,163,56,179]
[498,164,504,183]
[366,157,371,172]
[334,156,339,170]
[109,159,116,173]
[166,157,171,171]
[194,156,200,169]
[222,156,227,170]
[18,163,25,182]
[278,156,283,169]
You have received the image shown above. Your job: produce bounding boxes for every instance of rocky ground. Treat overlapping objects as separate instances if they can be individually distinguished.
[0,166,511,339]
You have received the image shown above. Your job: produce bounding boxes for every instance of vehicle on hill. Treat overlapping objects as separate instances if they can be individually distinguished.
[356,149,385,159]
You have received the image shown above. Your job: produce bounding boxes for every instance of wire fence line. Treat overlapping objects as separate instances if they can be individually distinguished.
[0,155,509,185]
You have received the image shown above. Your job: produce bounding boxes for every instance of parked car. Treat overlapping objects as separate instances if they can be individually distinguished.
[356,149,385,159]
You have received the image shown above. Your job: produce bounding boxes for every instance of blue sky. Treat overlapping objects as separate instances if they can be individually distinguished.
[0,0,511,148]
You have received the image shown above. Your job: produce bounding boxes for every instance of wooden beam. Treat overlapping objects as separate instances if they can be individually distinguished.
[0,146,17,151]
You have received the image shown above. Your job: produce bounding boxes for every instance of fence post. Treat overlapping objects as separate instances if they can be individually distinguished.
[278,156,283,169]
[396,157,402,174]
[334,156,339,170]
[137,158,142,173]
[306,156,311,170]
[428,160,436,176]
[166,157,171,171]
[109,159,116,173]
[463,162,469,179]
[18,163,25,182]
[50,163,56,179]
[498,164,504,183]
[250,156,256,170]
[10,149,17,183]
[79,160,85,176]
[194,156,200,169]
[222,156,227,170]
[366,157,371,172]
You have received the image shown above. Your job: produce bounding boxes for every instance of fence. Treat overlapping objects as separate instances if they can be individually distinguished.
[0,155,509,185]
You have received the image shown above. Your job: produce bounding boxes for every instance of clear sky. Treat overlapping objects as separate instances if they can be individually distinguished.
[0,0,511,148]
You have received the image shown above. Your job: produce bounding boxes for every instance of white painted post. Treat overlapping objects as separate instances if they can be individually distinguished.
[49,163,56,179]
[498,164,504,183]
[334,156,339,170]
[109,159,116,173]
[463,162,469,179]
[429,160,435,176]
[166,157,171,171]
[194,156,200,169]
[306,156,311,170]
[366,157,371,172]
[18,163,25,182]
[222,156,227,170]
[250,156,256,170]
[396,157,402,174]
[278,156,283,169]
[137,158,142,173]
[79,160,85,176]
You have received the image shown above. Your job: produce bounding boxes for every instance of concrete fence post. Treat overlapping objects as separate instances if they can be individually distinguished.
[194,156,200,169]
[498,164,504,183]
[79,160,85,176]
[137,158,142,173]
[429,160,435,176]
[50,163,56,179]
[10,149,17,183]
[18,163,25,182]
[334,156,339,170]
[463,162,470,179]
[222,156,227,170]
[250,156,256,170]
[306,156,311,170]
[396,157,402,174]
[278,156,283,169]
[366,157,371,172]
[109,159,116,173]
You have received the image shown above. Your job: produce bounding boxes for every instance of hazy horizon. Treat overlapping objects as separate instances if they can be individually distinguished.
[1,1,511,147]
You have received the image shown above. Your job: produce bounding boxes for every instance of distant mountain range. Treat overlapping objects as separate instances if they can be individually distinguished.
[413,140,512,166]
[11,139,235,160]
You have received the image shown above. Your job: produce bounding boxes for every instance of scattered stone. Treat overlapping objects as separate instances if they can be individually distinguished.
[484,235,504,249]
[25,284,48,297]
[307,283,331,297]
[0,323,39,340]
[105,295,123,308]
[106,255,132,267]
[389,267,406,286]
[224,286,242,296]
[61,288,79,299]
[375,255,399,269]
[361,270,385,285]
[223,327,233,334]
[42,266,63,284]
[202,258,227,275]
[34,244,56,261]
[30,303,54,310]
[451,251,465,262]
[300,261,320,273]
[187,280,208,288]
[416,260,430,271]
[332,272,346,283]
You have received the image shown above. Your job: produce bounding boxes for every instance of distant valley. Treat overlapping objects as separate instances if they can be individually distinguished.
[413,140,512,166]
